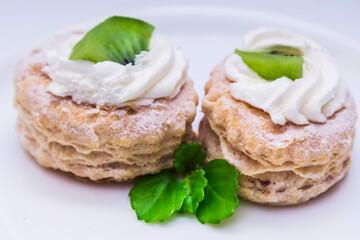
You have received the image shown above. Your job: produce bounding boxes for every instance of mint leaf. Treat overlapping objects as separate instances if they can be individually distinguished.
[180,170,207,214]
[70,16,154,65]
[174,142,207,175]
[129,170,185,223]
[235,49,303,81]
[196,159,240,224]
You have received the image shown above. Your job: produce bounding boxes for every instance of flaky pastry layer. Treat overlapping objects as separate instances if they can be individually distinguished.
[199,117,351,205]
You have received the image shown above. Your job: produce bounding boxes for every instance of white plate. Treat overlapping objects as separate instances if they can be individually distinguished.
[0,6,359,240]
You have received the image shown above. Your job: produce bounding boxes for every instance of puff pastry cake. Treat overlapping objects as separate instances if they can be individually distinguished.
[199,29,357,205]
[14,18,198,182]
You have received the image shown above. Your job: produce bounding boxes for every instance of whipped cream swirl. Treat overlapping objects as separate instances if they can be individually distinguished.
[225,28,346,125]
[42,33,188,107]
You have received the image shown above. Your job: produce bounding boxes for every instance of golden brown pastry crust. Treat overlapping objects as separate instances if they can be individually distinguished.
[200,61,357,205]
[199,117,351,205]
[14,32,198,181]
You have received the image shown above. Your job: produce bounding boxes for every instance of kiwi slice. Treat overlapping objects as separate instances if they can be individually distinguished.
[258,45,303,57]
[69,16,155,65]
[235,48,304,81]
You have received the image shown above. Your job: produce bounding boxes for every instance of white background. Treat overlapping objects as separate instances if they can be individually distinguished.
[0,0,359,53]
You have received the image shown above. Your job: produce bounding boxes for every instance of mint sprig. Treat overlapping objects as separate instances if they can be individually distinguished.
[180,169,207,214]
[129,142,240,224]
[174,142,206,175]
[129,170,185,223]
[196,160,240,224]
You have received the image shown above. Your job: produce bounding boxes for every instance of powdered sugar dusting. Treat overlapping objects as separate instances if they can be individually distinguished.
[202,61,357,166]
[14,31,198,152]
